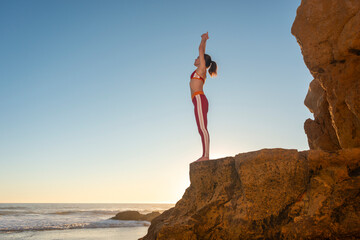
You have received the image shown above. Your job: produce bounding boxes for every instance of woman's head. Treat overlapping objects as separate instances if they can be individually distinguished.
[204,54,217,77]
[194,53,218,77]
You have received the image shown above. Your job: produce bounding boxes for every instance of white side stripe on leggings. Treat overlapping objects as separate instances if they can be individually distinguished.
[195,95,209,157]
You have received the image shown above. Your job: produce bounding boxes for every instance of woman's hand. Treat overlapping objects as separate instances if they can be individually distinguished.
[198,32,208,66]
[201,32,209,40]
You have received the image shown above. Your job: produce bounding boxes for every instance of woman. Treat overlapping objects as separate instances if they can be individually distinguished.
[190,32,218,162]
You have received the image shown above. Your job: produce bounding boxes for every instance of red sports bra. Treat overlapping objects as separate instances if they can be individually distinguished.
[190,70,206,83]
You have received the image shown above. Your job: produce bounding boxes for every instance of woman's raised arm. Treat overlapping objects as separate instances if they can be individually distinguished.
[198,32,209,69]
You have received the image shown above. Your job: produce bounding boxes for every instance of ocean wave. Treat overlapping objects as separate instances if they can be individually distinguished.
[0,219,150,233]
[48,208,166,216]
[0,206,28,210]
[0,209,166,217]
[0,211,37,216]
[48,210,122,215]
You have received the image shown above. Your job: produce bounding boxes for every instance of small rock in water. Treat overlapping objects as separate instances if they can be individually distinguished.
[110,210,161,222]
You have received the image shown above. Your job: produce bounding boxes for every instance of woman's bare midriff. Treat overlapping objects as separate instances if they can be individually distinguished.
[189,79,204,98]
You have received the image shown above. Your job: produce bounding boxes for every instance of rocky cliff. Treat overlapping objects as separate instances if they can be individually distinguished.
[292,0,360,151]
[139,0,360,239]
[139,148,360,239]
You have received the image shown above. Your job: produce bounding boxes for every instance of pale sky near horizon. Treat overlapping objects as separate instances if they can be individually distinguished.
[0,0,313,203]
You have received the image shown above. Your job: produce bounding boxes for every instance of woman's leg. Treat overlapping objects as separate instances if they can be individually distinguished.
[192,94,210,160]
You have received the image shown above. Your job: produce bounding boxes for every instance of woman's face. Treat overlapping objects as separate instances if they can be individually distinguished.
[194,56,200,67]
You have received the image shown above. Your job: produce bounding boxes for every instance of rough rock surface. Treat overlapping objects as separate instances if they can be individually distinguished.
[292,0,360,151]
[140,148,360,240]
[110,210,161,222]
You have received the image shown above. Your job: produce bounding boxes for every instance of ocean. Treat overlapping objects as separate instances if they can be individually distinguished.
[0,203,175,240]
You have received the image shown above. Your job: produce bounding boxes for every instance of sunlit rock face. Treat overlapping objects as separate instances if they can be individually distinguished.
[139,148,360,239]
[292,0,360,151]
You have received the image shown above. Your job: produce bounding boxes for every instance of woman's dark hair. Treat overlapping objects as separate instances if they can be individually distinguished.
[204,53,217,78]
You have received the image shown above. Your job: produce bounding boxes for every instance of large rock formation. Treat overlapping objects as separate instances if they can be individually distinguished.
[110,210,161,222]
[139,0,360,239]
[292,0,360,151]
[140,148,360,239]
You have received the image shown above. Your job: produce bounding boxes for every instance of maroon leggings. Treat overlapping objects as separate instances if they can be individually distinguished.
[192,93,210,158]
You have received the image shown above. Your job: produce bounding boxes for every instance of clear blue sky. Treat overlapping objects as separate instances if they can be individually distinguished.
[0,0,312,203]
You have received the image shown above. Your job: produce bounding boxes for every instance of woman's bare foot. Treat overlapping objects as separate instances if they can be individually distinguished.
[193,156,209,163]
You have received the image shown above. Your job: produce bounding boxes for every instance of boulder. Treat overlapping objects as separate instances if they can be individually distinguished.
[110,210,161,222]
